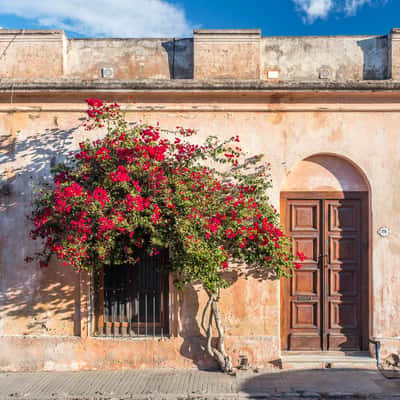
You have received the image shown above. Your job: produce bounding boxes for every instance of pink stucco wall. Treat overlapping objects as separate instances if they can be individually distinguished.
[1,90,400,370]
[0,27,400,371]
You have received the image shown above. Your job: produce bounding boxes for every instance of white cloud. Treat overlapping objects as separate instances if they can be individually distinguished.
[344,0,370,15]
[0,0,192,37]
[293,0,388,22]
[292,0,334,22]
[344,0,387,15]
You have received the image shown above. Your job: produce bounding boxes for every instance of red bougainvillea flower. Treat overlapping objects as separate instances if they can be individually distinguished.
[28,97,299,288]
[86,98,103,108]
[27,97,301,374]
[296,251,306,262]
[110,165,130,182]
[92,187,109,207]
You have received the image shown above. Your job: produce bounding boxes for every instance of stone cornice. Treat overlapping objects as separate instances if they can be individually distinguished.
[0,29,66,43]
[1,79,400,92]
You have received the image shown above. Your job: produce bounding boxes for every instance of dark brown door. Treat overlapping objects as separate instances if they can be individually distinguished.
[281,194,368,351]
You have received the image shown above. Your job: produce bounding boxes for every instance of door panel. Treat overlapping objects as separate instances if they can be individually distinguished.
[287,200,322,350]
[291,203,319,232]
[293,268,319,295]
[329,202,359,232]
[291,301,319,328]
[329,266,358,296]
[325,200,361,350]
[282,195,366,352]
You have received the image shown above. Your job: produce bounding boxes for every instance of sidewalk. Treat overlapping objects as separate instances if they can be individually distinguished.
[0,368,399,399]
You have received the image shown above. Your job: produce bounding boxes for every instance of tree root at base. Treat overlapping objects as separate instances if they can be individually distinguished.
[201,288,233,373]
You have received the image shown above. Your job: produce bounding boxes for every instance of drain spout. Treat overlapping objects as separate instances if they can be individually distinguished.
[369,338,381,368]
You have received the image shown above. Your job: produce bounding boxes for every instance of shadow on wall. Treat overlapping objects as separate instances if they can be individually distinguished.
[162,39,194,79]
[179,267,279,370]
[179,284,217,370]
[281,154,369,193]
[1,116,282,352]
[0,124,83,336]
[357,36,389,80]
[0,126,78,185]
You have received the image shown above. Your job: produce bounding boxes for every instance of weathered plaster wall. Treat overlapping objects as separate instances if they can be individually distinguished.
[66,38,193,80]
[261,35,388,81]
[1,92,400,370]
[389,29,400,80]
[193,30,261,79]
[0,30,66,79]
[0,102,280,370]
[0,29,399,81]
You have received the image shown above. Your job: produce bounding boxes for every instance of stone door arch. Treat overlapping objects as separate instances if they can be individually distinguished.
[280,154,371,351]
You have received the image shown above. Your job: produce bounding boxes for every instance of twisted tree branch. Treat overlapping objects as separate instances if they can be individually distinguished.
[201,288,233,373]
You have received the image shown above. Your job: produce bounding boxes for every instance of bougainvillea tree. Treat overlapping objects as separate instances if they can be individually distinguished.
[28,99,304,372]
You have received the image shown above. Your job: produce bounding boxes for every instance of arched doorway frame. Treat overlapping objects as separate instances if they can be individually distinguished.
[280,153,372,352]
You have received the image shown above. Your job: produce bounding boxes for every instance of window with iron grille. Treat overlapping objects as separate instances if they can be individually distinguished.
[93,249,169,337]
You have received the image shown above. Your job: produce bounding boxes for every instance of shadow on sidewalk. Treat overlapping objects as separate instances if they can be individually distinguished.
[239,368,400,396]
[1,367,400,399]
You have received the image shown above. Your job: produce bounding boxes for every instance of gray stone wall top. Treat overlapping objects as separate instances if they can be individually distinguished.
[0,28,398,82]
[261,35,388,81]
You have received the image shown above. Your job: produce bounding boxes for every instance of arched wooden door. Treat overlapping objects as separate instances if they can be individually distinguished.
[280,191,369,351]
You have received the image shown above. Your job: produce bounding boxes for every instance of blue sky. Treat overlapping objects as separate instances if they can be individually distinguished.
[0,0,396,38]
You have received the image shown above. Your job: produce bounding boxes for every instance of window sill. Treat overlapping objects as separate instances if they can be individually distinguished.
[89,335,172,341]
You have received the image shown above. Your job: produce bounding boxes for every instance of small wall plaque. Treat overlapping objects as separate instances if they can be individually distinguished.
[378,226,390,237]
[101,67,114,78]
[267,70,280,79]
[319,66,331,80]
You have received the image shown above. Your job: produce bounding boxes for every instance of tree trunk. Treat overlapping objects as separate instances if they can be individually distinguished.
[201,288,233,373]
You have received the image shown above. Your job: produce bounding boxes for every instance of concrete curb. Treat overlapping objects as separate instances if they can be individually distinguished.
[3,393,400,400]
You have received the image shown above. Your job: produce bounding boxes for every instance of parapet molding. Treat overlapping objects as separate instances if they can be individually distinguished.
[193,29,261,42]
[0,29,66,42]
[0,29,65,34]
[1,79,400,92]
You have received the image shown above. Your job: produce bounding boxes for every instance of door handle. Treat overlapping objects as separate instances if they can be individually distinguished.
[319,254,329,267]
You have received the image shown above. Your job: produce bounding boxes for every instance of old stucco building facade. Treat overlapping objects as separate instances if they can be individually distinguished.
[1,28,400,371]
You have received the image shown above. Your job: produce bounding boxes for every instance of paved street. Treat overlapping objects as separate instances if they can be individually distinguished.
[0,368,399,399]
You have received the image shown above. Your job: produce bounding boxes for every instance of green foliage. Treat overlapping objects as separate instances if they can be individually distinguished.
[28,99,303,293]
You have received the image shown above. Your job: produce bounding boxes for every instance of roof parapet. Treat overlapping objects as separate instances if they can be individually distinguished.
[389,28,400,79]
[0,28,399,82]
[193,29,261,80]
[0,29,67,78]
